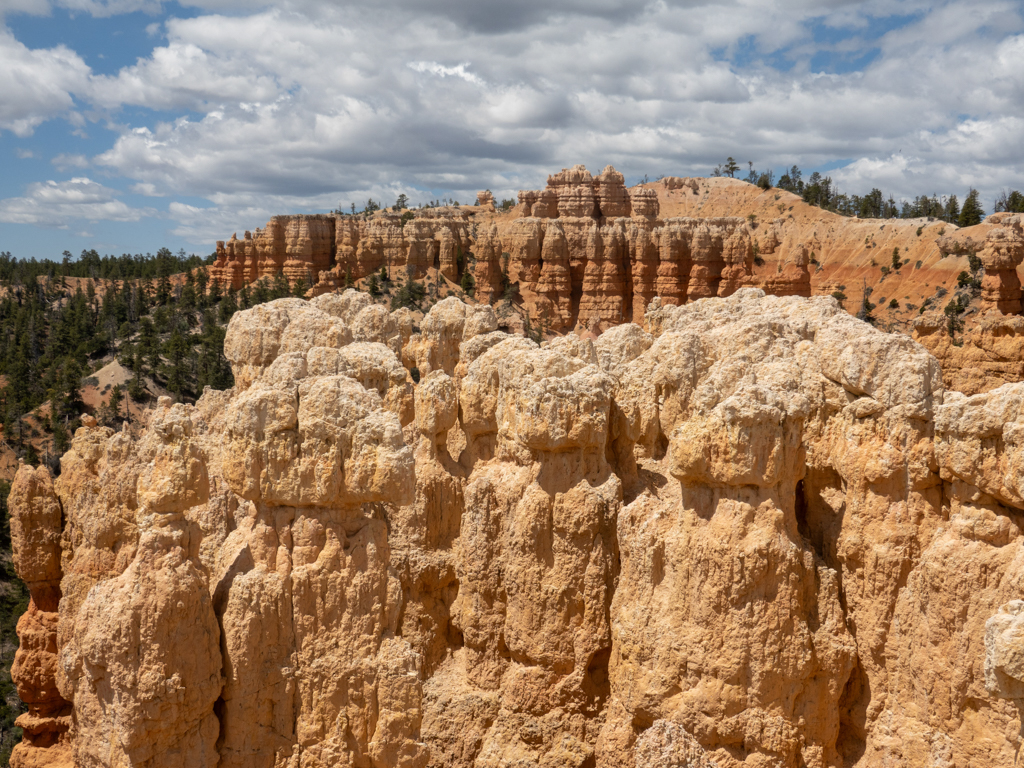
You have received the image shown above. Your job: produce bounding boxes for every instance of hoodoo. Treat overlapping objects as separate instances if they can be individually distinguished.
[9,288,1024,767]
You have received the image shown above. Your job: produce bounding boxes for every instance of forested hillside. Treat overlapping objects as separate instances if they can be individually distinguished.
[0,248,312,763]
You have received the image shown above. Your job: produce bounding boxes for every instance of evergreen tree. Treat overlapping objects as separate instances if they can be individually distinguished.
[108,384,123,422]
[156,274,172,305]
[220,289,239,323]
[273,271,290,299]
[959,189,984,227]
[195,268,209,307]
[251,279,270,305]
[945,194,960,223]
[207,277,222,306]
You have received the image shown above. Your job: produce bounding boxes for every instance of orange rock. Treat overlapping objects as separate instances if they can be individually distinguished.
[472,222,504,303]
[977,219,1024,314]
[627,219,660,323]
[10,292,1024,768]
[8,465,72,768]
[628,187,660,218]
[655,220,691,306]
[761,243,811,298]
[578,220,628,327]
[535,219,573,329]
[256,218,287,280]
[549,164,599,218]
[282,214,335,286]
[517,188,558,218]
[594,165,631,218]
[476,190,496,210]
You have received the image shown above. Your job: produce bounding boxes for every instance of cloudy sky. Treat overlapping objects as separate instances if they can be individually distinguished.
[1,0,1022,259]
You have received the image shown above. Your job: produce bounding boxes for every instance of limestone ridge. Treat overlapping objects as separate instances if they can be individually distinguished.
[10,288,1024,767]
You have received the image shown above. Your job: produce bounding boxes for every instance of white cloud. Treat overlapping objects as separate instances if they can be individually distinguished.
[15,148,33,158]
[52,152,89,169]
[0,177,154,227]
[0,0,51,17]
[130,181,161,196]
[0,28,89,136]
[408,61,484,86]
[5,0,1024,251]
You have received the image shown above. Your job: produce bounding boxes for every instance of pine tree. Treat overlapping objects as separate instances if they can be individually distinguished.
[220,289,238,323]
[958,189,984,227]
[207,277,222,306]
[273,271,290,299]
[460,269,475,296]
[945,194,960,223]
[108,384,123,421]
[156,274,172,305]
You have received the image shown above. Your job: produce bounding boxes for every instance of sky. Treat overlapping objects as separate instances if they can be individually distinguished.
[1,0,1023,260]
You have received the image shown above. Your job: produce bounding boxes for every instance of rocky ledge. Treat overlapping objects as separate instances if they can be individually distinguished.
[9,289,1024,768]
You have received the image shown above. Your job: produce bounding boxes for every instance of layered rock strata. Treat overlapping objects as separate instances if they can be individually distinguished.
[977,218,1024,314]
[914,311,1024,395]
[11,289,1024,768]
[761,242,812,298]
[205,166,845,332]
[498,215,752,331]
[210,213,474,292]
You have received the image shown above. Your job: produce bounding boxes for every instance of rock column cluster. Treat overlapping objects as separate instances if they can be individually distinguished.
[9,289,1024,768]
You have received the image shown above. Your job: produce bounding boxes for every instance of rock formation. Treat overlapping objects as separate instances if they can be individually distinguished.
[977,218,1024,314]
[761,242,812,298]
[914,312,1024,395]
[475,190,495,211]
[8,463,72,768]
[11,288,1024,768]
[206,167,862,332]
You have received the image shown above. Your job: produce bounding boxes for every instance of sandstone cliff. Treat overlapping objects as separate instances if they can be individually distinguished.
[10,289,1024,768]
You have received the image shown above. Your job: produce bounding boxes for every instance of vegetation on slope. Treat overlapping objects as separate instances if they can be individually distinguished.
[709,156,1024,225]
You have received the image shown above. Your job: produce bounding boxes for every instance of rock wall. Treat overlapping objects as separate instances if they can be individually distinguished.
[205,166,838,333]
[10,289,1024,768]
[914,311,1024,396]
[210,213,474,292]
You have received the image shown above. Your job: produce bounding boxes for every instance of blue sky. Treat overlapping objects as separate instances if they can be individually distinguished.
[1,0,1023,260]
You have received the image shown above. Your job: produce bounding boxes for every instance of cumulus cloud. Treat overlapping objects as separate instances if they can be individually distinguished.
[3,0,1024,252]
[0,177,153,227]
[0,28,89,136]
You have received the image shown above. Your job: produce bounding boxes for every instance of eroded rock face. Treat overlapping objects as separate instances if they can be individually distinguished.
[913,312,1024,395]
[8,465,72,768]
[10,290,1024,768]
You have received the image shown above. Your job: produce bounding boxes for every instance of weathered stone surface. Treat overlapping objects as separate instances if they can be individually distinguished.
[8,464,72,768]
[761,242,811,297]
[914,312,1024,395]
[12,289,1024,768]
[978,218,1024,314]
[594,166,631,218]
